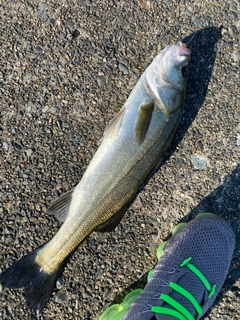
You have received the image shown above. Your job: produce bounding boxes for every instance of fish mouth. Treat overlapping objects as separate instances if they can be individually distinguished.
[177,42,191,58]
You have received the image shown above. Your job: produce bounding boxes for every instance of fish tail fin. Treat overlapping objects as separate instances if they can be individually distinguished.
[0,246,65,314]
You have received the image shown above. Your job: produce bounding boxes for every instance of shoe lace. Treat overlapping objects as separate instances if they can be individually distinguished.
[150,257,216,320]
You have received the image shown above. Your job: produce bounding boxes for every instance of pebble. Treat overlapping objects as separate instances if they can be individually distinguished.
[75,299,81,309]
[51,107,57,113]
[103,288,111,299]
[231,25,238,37]
[2,142,8,151]
[82,292,91,299]
[237,135,240,146]
[24,72,32,81]
[55,292,67,304]
[56,278,65,289]
[72,29,80,39]
[118,62,129,75]
[26,149,33,157]
[191,154,208,170]
[38,2,48,13]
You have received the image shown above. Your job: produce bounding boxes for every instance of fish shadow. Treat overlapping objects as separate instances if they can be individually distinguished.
[162,26,223,164]
[126,26,224,219]
[107,164,240,311]
[133,26,223,197]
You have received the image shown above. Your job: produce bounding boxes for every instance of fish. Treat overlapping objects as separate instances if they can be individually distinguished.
[0,41,191,313]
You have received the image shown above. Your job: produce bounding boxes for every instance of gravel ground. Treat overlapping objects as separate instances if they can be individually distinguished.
[0,1,239,319]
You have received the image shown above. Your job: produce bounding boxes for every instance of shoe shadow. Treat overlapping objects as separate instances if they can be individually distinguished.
[182,163,240,290]
[182,164,240,221]
[172,163,240,316]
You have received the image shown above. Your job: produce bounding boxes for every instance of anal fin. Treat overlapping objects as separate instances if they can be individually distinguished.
[95,205,128,232]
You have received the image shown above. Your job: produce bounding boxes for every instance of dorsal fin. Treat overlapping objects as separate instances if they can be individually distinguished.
[134,102,154,144]
[46,188,74,223]
[102,107,125,140]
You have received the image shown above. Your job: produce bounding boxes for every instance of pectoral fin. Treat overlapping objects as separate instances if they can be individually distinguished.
[46,188,74,223]
[102,106,125,140]
[134,102,154,144]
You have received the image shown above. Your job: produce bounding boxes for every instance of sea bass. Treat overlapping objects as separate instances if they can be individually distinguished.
[0,42,191,313]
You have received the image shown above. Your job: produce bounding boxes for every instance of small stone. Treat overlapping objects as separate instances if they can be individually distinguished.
[70,145,76,153]
[119,62,129,75]
[99,75,106,85]
[13,142,22,150]
[237,135,240,146]
[26,149,33,157]
[62,121,69,129]
[38,162,44,168]
[56,278,65,289]
[191,154,208,170]
[130,47,136,55]
[34,46,42,53]
[24,72,32,81]
[49,18,56,25]
[42,105,49,112]
[231,25,238,37]
[75,299,80,309]
[51,107,57,113]
[38,2,48,12]
[82,292,91,298]
[54,190,60,198]
[67,307,73,313]
[55,292,67,304]
[3,142,8,150]
[72,29,80,39]
[4,226,14,234]
[234,51,240,61]
[103,288,111,299]
[151,232,158,241]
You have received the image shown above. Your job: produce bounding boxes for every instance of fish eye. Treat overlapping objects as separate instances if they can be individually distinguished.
[181,66,189,78]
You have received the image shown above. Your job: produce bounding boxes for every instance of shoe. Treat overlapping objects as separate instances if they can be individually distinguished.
[99,213,235,320]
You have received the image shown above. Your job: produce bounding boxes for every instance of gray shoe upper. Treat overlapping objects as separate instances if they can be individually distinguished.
[122,214,235,320]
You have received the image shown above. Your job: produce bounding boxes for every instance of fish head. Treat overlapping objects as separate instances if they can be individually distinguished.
[166,41,191,85]
[145,42,191,113]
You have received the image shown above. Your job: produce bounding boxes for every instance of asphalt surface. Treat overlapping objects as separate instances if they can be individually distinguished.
[0,1,239,319]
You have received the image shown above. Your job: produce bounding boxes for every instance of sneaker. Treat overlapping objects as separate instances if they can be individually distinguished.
[99,213,235,320]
